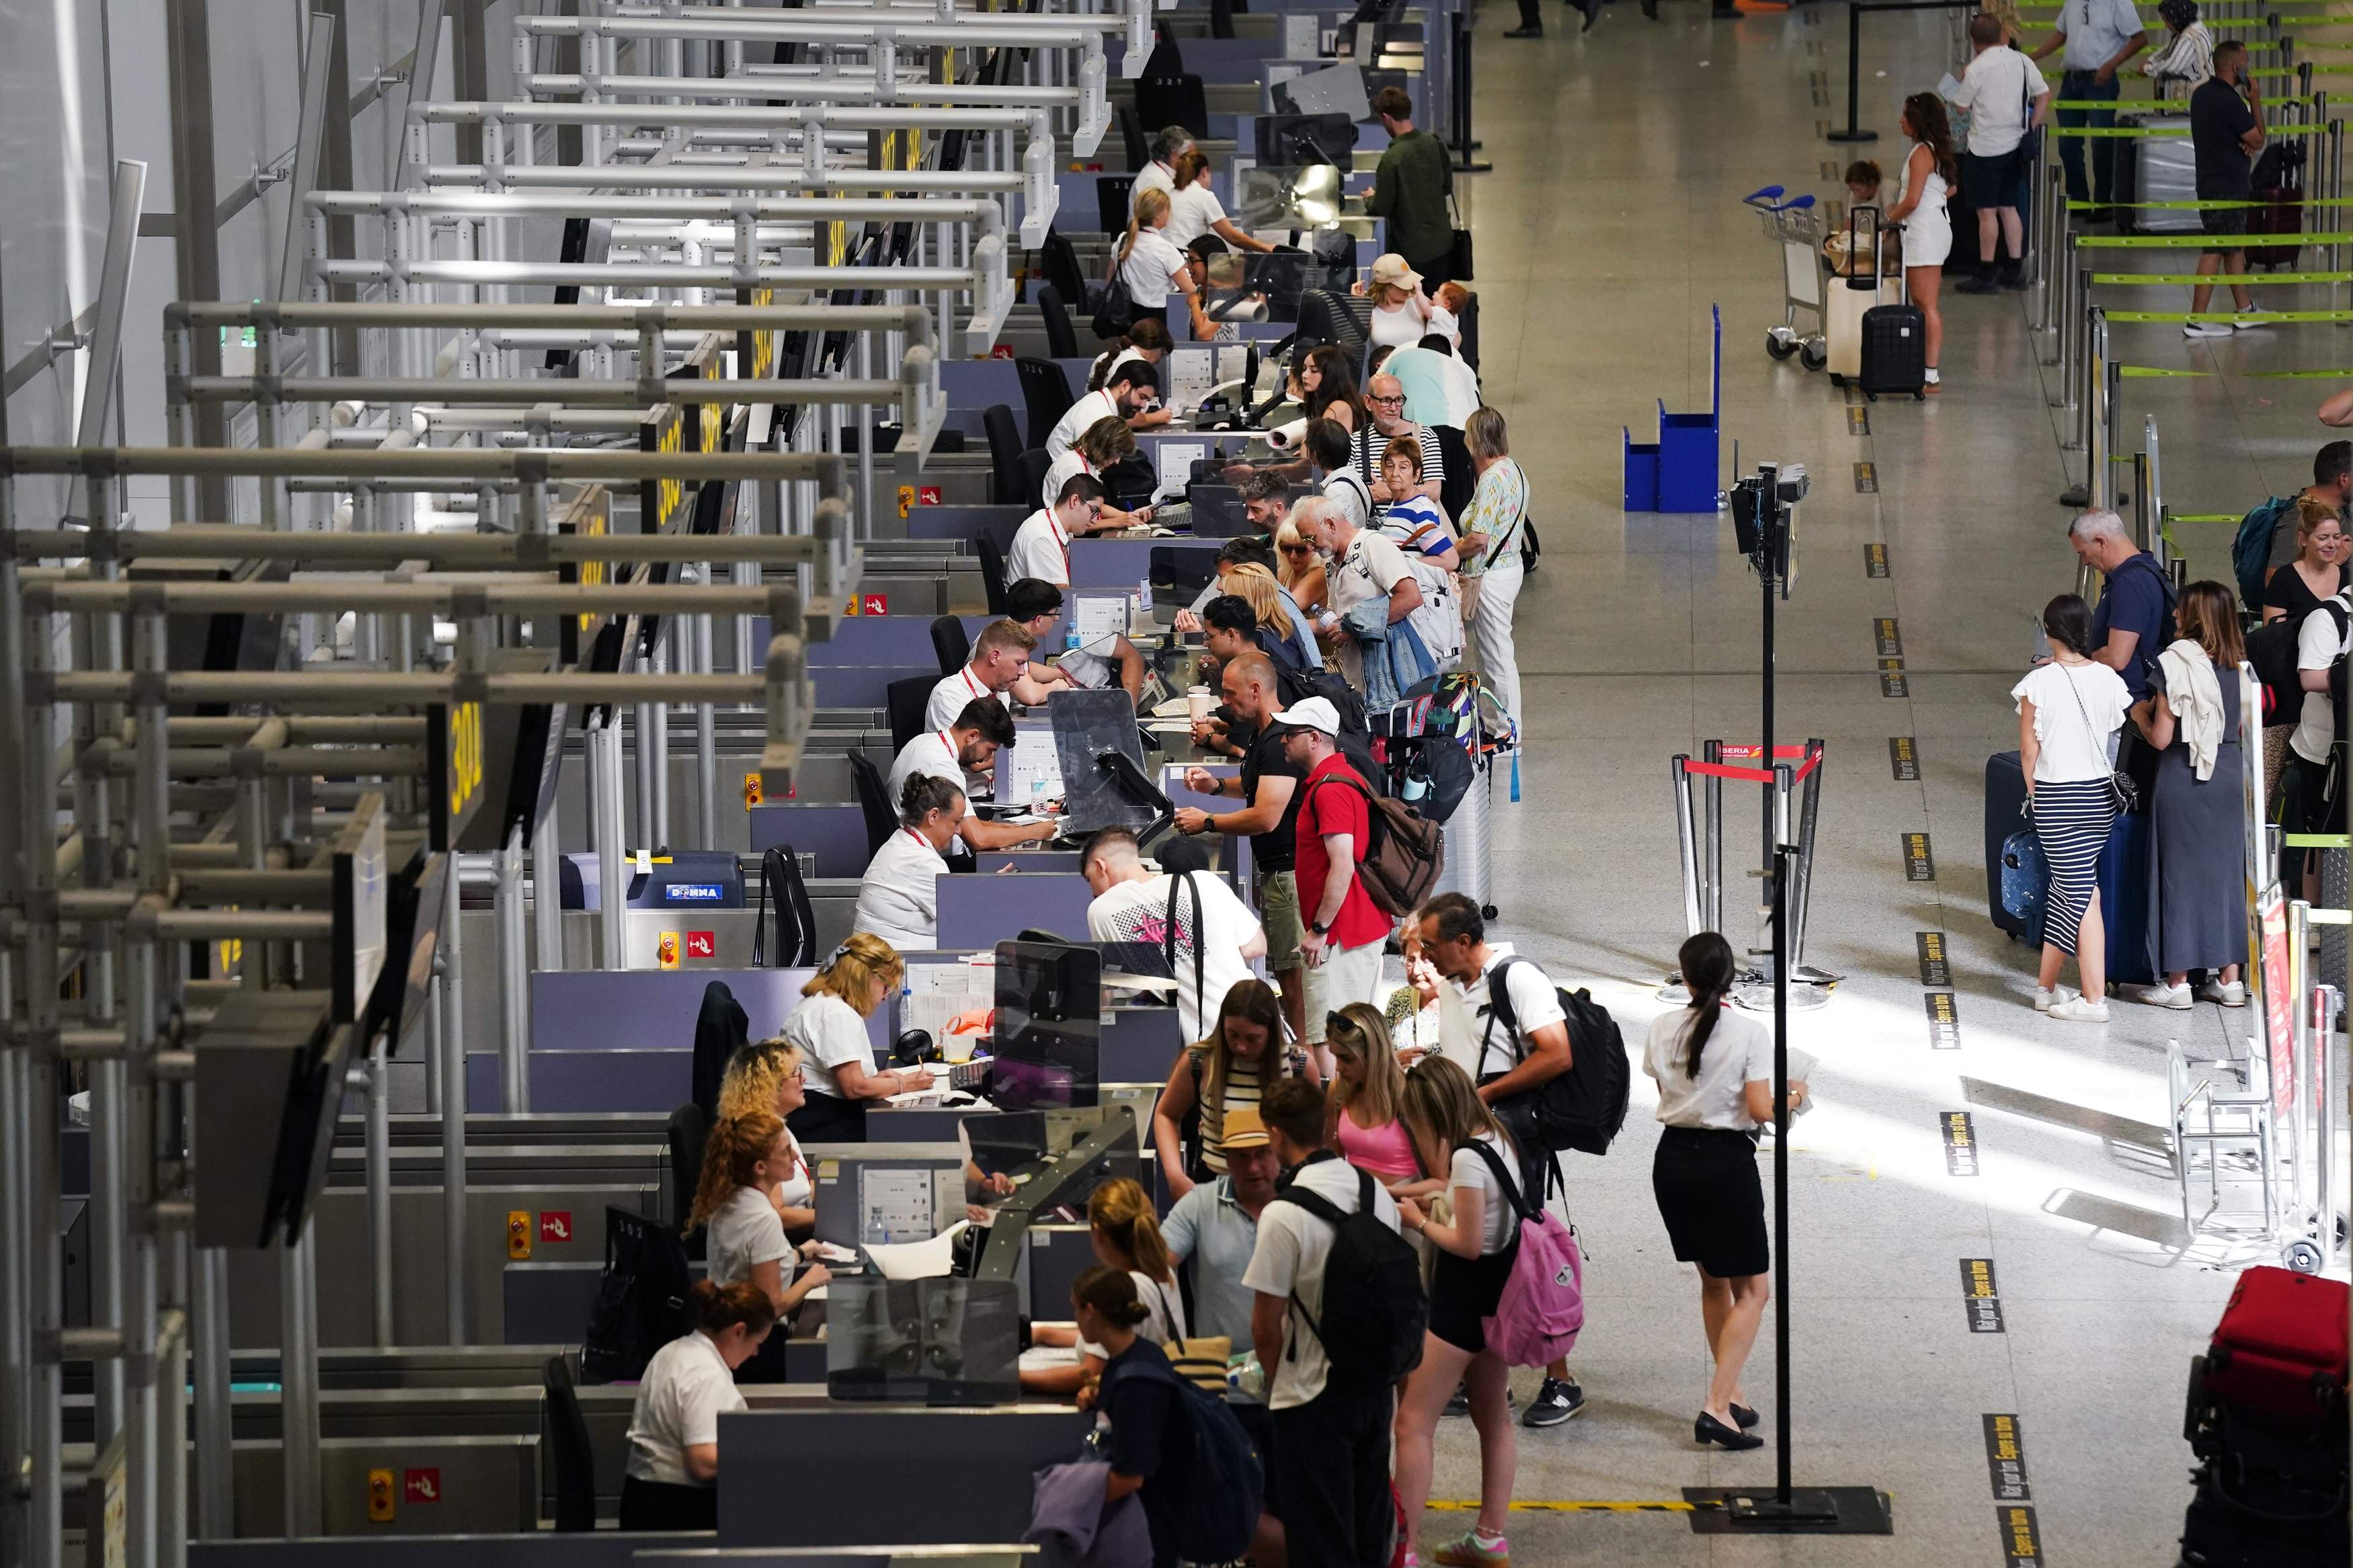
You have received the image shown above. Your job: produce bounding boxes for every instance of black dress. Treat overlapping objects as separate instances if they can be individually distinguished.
[2145,668,2250,977]
[2262,561,2342,630]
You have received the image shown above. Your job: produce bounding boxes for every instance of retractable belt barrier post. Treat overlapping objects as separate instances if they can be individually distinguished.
[1827,0,1981,144]
[1668,742,1831,1004]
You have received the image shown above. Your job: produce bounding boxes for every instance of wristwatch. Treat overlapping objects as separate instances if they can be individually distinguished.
[1308,918,1330,937]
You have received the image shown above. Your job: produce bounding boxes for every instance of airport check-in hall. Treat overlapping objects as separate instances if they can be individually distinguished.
[3,0,2350,1566]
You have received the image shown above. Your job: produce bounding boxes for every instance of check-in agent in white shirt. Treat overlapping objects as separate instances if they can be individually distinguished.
[853,775,967,950]
[887,702,1061,851]
[1044,362,1160,461]
[924,620,1039,731]
[618,1282,776,1527]
[1006,473,1111,587]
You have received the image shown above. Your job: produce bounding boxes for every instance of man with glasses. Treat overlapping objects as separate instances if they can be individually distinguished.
[1351,375,1443,507]
[1006,474,1111,588]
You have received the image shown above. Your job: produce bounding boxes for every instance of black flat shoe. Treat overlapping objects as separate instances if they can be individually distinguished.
[1731,1403,1759,1430]
[1695,1411,1764,1450]
[1504,24,1544,34]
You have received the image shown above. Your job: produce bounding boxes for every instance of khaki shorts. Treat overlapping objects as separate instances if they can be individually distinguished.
[1258,869,1304,970]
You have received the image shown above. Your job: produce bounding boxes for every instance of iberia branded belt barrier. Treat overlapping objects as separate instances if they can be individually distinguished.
[1681,744,1827,785]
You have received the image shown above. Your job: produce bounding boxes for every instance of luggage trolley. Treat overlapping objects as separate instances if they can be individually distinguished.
[1743,185,1829,372]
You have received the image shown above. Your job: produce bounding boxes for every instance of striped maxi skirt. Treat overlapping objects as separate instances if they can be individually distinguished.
[2032,777,2119,957]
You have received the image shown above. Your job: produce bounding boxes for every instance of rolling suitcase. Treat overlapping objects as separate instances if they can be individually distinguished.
[1826,208,1886,382]
[1980,750,2155,985]
[2246,142,2307,269]
[1857,245,1925,400]
[2202,1266,2349,1428]
[1983,751,2035,938]
[2114,112,2201,234]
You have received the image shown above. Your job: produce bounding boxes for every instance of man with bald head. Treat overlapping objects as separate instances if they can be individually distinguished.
[1353,374,1443,507]
[1175,649,1308,1044]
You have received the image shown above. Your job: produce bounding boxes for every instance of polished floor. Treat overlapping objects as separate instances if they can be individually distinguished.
[1435,1,2345,1561]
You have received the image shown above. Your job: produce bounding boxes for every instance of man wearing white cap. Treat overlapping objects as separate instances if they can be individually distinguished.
[1270,696,1392,1073]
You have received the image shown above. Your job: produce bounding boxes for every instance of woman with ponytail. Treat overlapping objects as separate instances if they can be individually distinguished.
[689,1109,830,1360]
[1884,91,1956,392]
[1117,188,1216,342]
[1021,1175,1190,1397]
[1642,932,1807,1451]
[1068,1266,1193,1568]
[619,1278,778,1528]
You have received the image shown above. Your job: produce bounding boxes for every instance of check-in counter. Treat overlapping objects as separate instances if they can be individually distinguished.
[194,1542,1028,1568]
[718,1395,1092,1546]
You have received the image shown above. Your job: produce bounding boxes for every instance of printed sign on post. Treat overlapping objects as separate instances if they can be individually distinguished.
[2258,887,2295,1123]
[539,1211,573,1245]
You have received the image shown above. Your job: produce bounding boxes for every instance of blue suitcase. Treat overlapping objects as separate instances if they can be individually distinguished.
[1982,751,2155,986]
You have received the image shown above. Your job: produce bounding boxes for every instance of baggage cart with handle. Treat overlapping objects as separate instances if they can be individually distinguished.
[1741,185,1829,372]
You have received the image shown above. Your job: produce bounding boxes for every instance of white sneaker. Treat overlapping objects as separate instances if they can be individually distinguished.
[2034,985,2078,1012]
[2232,313,2271,332]
[2046,995,2111,1023]
[2122,981,2193,1009]
[2199,979,2249,1007]
[2183,321,2233,337]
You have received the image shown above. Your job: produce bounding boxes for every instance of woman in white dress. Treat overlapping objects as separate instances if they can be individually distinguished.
[1884,92,1956,393]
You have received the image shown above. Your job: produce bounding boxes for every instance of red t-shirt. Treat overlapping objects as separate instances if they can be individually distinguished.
[1293,753,1392,951]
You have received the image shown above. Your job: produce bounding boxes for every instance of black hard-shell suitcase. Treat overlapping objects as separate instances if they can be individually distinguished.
[1983,751,2033,938]
[2246,142,2308,268]
[1858,243,1925,399]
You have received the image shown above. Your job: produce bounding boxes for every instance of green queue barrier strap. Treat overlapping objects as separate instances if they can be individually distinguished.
[2077,232,2353,246]
[2308,906,2353,925]
[2167,514,2245,522]
[2053,123,2329,136]
[2285,833,2353,849]
[2050,95,2318,110]
[2071,195,2345,209]
[2107,307,2353,320]
[2118,366,2353,378]
[2092,272,2353,285]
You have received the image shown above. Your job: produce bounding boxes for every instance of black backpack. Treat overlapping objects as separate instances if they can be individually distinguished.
[1273,1161,1427,1391]
[1479,961,1631,1159]
[580,1208,696,1383]
[1275,663,1370,739]
[2248,594,2351,727]
[1099,1352,1263,1563]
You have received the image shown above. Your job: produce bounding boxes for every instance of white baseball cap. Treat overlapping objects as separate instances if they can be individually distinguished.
[1268,697,1342,737]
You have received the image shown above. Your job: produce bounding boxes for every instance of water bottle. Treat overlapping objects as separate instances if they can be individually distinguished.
[863,1210,889,1248]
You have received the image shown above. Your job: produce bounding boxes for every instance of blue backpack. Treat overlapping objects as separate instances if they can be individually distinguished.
[1102,1353,1263,1563]
[2234,497,2297,612]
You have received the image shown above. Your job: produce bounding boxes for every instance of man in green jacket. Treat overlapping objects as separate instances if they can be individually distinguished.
[1367,87,1455,288]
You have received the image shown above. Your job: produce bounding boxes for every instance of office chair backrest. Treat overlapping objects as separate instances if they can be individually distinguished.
[930,614,972,675]
[543,1355,597,1532]
[1018,450,1054,512]
[847,748,900,856]
[1015,358,1076,452]
[983,403,1025,506]
[1037,285,1079,360]
[664,1102,709,1233]
[887,675,937,755]
[1042,229,1092,311]
[1096,175,1138,237]
[973,535,1011,616]
[1137,74,1208,139]
[1117,105,1150,170]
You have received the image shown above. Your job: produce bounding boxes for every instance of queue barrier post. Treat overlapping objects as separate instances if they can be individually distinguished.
[1663,741,1831,997]
[1673,755,1705,937]
[1704,738,1724,933]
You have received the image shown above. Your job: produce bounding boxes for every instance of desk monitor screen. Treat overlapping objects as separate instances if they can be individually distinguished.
[824,1276,1021,1405]
[992,941,1102,1109]
[963,1110,1050,1180]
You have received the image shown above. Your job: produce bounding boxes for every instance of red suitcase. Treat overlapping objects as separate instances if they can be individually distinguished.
[2202,1266,2349,1429]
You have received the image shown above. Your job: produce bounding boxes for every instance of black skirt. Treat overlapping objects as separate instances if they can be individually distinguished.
[1650,1125,1769,1279]
[788,1091,866,1145]
[619,1475,717,1531]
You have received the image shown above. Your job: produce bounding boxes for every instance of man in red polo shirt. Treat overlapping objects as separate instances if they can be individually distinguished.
[1269,697,1390,1077]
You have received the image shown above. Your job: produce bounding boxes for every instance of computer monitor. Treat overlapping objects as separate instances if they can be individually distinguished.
[990,941,1103,1109]
[1269,61,1371,122]
[963,1110,1051,1180]
[1254,112,1357,167]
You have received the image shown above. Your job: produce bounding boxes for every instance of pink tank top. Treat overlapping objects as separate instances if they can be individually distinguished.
[1334,1107,1420,1179]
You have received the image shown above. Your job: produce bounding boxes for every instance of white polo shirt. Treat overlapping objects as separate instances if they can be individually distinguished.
[783,989,881,1102]
[889,728,966,807]
[1166,181,1231,250]
[926,665,1012,731]
[1131,158,1178,215]
[1007,506,1074,587]
[1047,388,1121,462]
[853,828,948,951]
[705,1184,789,1289]
[625,1331,744,1487]
[1241,1154,1400,1409]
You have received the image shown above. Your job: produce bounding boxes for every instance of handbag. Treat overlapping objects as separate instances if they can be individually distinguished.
[2057,662,2141,814]
[1443,161,1474,281]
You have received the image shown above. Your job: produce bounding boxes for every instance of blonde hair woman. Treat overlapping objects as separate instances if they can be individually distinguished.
[1274,519,1334,656]
[1325,1003,1419,1183]
[1021,1175,1191,1398]
[1394,1058,1525,1568]
[1117,188,1215,342]
[780,934,928,1143]
[716,1040,816,1231]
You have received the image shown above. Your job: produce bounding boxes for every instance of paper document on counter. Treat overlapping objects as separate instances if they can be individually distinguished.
[861,1221,968,1281]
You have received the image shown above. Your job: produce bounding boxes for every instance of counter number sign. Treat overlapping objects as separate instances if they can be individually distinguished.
[445,702,484,828]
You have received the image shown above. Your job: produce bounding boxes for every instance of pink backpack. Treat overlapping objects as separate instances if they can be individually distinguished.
[1466,1141,1585,1368]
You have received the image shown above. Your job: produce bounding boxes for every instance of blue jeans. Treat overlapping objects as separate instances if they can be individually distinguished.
[2058,70,2120,206]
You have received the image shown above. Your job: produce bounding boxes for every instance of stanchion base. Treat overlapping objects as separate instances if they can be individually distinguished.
[1655,981,1693,1005]
[2058,484,2090,508]
[1825,130,1880,143]
[1732,980,1833,1012]
[1684,1486,1892,1535]
[1449,159,1494,173]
